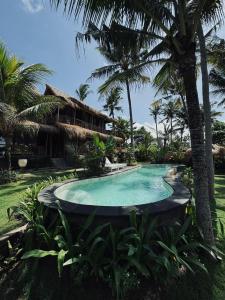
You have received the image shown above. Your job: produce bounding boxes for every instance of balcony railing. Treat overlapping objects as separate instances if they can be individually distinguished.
[53,115,108,134]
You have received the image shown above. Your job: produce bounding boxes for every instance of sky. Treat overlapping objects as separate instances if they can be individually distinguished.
[1,0,225,130]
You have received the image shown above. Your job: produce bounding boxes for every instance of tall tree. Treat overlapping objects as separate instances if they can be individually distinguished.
[49,0,224,244]
[209,37,225,107]
[0,42,61,169]
[114,117,130,143]
[161,100,181,144]
[77,23,150,153]
[75,83,91,101]
[149,100,161,147]
[197,24,215,212]
[100,87,123,120]
[174,107,188,142]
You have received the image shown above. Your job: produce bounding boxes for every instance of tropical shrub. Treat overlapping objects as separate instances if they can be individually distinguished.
[13,188,215,300]
[214,156,225,172]
[0,169,18,184]
[7,172,77,223]
[86,135,116,174]
[147,144,159,162]
[213,120,225,146]
[126,146,137,165]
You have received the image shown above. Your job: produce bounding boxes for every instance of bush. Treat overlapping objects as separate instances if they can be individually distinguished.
[11,182,215,300]
[85,135,117,174]
[0,169,18,184]
[214,156,225,172]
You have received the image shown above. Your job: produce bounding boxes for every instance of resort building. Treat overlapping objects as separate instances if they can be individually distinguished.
[1,85,123,168]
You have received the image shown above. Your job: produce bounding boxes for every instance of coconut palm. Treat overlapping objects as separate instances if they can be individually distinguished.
[49,0,224,245]
[174,107,189,142]
[153,65,188,117]
[197,24,217,210]
[207,37,225,208]
[114,117,130,143]
[208,37,225,106]
[100,87,123,120]
[75,83,92,101]
[0,42,61,169]
[161,100,181,144]
[149,100,161,147]
[77,23,150,154]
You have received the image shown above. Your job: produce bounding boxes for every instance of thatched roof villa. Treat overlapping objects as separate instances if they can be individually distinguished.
[8,85,123,168]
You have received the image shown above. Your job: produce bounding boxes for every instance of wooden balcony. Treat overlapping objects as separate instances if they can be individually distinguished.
[49,115,108,134]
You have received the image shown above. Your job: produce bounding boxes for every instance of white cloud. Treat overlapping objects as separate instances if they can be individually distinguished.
[21,0,44,13]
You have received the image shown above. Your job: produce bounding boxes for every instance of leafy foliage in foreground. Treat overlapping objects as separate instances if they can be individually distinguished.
[8,179,218,300]
[0,169,18,184]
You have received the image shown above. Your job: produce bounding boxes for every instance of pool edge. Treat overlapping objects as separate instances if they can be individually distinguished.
[38,164,191,217]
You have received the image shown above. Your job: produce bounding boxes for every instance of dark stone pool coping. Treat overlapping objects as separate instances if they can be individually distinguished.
[38,165,191,217]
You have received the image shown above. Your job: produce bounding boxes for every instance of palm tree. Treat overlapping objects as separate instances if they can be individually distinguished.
[208,37,225,106]
[114,117,130,143]
[197,24,217,210]
[149,100,161,147]
[0,42,61,169]
[174,107,188,142]
[100,87,123,120]
[49,0,223,245]
[159,123,170,149]
[161,100,181,144]
[75,83,91,101]
[77,23,150,154]
[153,65,188,117]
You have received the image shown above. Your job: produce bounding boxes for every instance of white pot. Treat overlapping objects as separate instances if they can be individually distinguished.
[18,159,28,168]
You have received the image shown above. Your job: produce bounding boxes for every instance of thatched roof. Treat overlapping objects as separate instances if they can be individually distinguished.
[45,84,115,123]
[56,122,123,143]
[20,121,59,134]
[185,144,225,158]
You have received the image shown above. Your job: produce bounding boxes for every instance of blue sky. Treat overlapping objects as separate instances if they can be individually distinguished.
[0,0,225,127]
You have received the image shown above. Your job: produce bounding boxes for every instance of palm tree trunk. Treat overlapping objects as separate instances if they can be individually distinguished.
[125,79,134,149]
[5,135,13,170]
[197,24,216,213]
[180,93,188,116]
[170,118,173,143]
[180,128,184,142]
[155,116,159,147]
[178,44,214,245]
[112,110,115,131]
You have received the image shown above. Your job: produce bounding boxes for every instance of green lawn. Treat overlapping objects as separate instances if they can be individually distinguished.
[0,168,76,235]
[164,174,225,300]
[215,175,225,226]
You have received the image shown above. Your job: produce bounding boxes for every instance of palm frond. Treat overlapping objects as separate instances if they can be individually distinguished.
[16,96,63,122]
[75,83,92,101]
[89,64,121,81]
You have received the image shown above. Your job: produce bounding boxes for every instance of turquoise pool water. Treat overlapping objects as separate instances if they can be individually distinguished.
[55,165,173,207]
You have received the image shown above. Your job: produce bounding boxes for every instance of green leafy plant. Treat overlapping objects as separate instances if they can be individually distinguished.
[181,167,194,192]
[0,169,18,184]
[86,134,117,174]
[18,202,214,300]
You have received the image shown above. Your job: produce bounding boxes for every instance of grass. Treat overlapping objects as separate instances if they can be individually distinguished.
[163,174,225,300]
[0,168,76,235]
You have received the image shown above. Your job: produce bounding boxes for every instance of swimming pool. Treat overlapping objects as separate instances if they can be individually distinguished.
[54,164,173,207]
[39,164,190,220]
